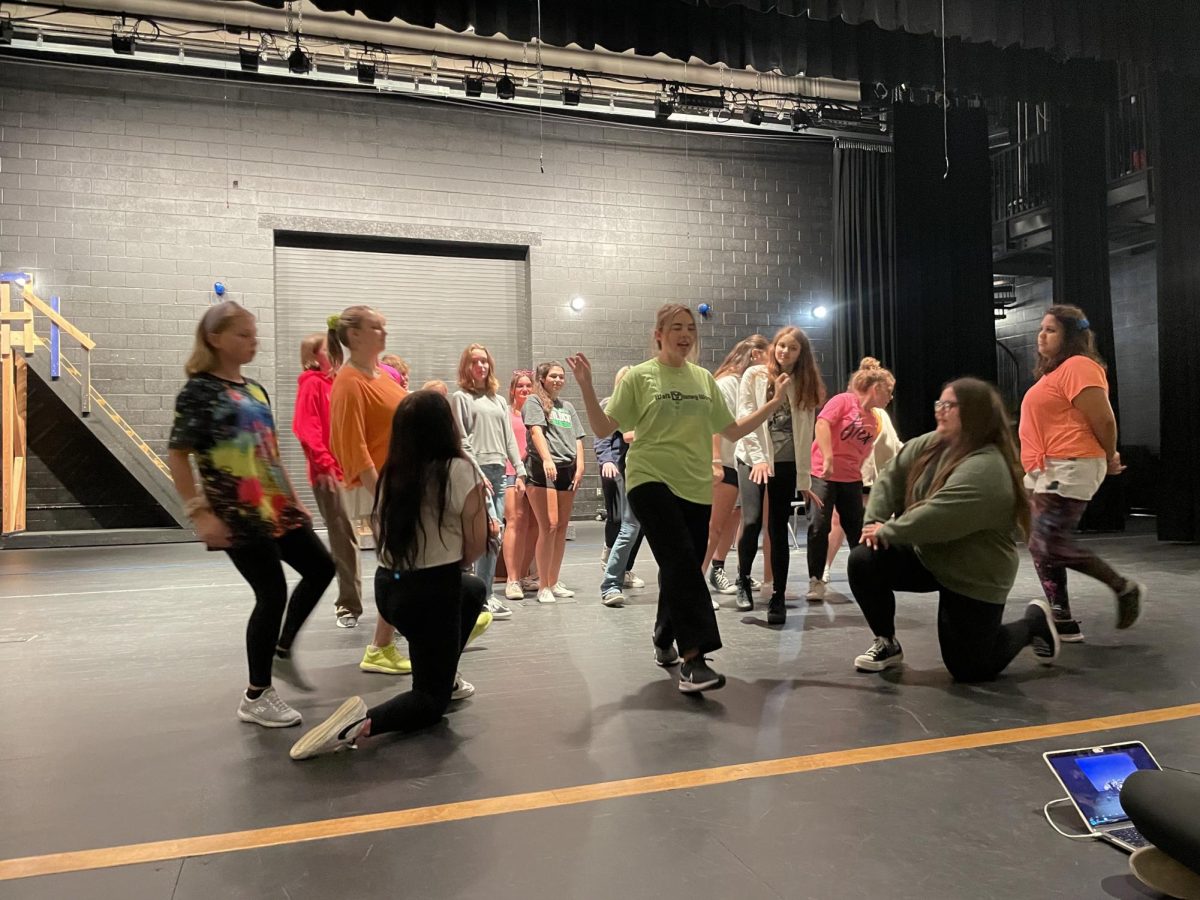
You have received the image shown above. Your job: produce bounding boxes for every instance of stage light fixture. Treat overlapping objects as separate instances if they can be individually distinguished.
[496,74,516,100]
[464,75,484,97]
[813,305,828,319]
[654,96,675,120]
[357,61,376,85]
[111,31,135,55]
[791,108,816,131]
[742,106,763,126]
[675,92,725,114]
[239,47,260,72]
[562,86,581,106]
[288,42,312,75]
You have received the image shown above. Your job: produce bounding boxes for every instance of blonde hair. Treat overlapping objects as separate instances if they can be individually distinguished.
[849,356,895,393]
[299,332,325,372]
[326,305,378,369]
[651,303,701,362]
[185,301,253,376]
[457,343,500,396]
[381,354,410,377]
[422,379,448,395]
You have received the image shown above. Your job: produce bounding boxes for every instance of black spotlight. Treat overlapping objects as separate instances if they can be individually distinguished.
[0,20,13,45]
[111,31,135,55]
[464,75,484,97]
[239,47,260,72]
[791,108,816,131]
[654,96,675,120]
[496,74,516,100]
[357,61,376,85]
[562,86,581,106]
[288,43,312,74]
[742,105,763,126]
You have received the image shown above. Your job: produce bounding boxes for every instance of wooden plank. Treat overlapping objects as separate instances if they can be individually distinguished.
[1,352,14,535]
[13,355,26,532]
[20,288,96,351]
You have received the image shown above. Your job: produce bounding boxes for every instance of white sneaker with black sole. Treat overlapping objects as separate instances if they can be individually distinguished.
[678,657,726,693]
[854,636,904,672]
[289,696,368,760]
[237,686,302,728]
[1027,598,1061,665]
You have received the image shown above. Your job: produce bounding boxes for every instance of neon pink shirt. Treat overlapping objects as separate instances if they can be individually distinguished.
[505,405,528,476]
[811,392,880,483]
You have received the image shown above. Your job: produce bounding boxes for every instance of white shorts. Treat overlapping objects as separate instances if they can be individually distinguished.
[1023,457,1106,501]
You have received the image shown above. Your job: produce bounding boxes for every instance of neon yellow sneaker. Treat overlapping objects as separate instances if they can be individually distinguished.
[359,643,412,675]
[467,611,493,647]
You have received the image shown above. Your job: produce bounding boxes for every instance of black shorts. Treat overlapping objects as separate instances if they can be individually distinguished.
[526,456,576,491]
[721,465,738,487]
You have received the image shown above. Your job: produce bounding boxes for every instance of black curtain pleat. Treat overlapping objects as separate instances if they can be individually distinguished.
[832,144,897,399]
[891,104,995,440]
[1153,73,1200,542]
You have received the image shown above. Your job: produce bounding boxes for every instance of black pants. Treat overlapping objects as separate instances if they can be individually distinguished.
[846,543,1032,682]
[627,482,721,657]
[807,477,865,578]
[736,460,797,599]
[601,475,643,569]
[366,565,486,735]
[1123,770,1200,877]
[225,524,335,688]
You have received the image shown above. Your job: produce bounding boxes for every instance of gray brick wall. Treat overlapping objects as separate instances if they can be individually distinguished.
[1,61,833,519]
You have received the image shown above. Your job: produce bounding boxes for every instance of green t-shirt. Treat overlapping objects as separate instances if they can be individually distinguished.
[606,359,736,505]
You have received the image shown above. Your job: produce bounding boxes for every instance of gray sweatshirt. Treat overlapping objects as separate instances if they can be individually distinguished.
[451,390,527,478]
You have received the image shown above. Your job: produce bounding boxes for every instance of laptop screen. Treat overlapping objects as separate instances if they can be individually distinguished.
[1046,743,1160,828]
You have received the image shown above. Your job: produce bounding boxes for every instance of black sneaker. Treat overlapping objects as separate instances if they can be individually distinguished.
[678,657,726,693]
[1027,598,1061,665]
[767,595,786,626]
[654,643,680,667]
[1116,581,1145,630]
[854,636,904,672]
[1053,617,1085,643]
[735,576,753,612]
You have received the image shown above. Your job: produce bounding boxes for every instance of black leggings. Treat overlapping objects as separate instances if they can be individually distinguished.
[736,460,797,599]
[807,477,865,578]
[627,482,720,657]
[846,542,1033,682]
[367,566,486,735]
[225,524,335,688]
[601,475,643,568]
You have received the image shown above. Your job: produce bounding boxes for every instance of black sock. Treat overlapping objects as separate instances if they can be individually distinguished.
[275,646,291,660]
[712,559,725,570]
[246,688,265,700]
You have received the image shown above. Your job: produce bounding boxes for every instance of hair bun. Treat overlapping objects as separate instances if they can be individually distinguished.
[859,357,881,370]
[327,314,341,331]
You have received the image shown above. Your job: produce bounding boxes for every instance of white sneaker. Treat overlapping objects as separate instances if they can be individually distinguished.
[623,571,645,589]
[712,597,720,610]
[289,696,368,760]
[504,581,525,602]
[237,686,301,728]
[451,673,475,700]
[822,566,832,583]
[537,587,557,604]
[806,577,827,602]
[602,590,626,608]
[551,582,575,598]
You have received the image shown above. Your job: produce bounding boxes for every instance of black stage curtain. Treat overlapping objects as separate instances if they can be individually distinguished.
[832,141,896,390]
[245,0,1114,103]
[891,104,994,441]
[1051,104,1125,531]
[1154,74,1200,542]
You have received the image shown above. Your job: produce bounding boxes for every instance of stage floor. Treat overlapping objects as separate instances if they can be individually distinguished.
[1,521,1196,899]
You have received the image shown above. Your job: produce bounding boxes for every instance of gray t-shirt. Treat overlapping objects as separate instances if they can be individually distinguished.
[523,398,586,464]
[768,400,795,462]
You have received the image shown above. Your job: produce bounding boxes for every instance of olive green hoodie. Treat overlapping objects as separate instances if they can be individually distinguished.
[866,431,1019,604]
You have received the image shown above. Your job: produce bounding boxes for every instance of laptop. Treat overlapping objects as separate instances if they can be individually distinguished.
[1043,741,1162,852]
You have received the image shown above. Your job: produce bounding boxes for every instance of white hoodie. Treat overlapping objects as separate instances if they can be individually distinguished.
[734,364,817,492]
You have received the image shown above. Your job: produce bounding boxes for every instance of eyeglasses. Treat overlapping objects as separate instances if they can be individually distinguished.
[933,400,959,412]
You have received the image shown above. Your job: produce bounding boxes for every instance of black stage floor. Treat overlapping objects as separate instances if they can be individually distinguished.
[1,522,1196,899]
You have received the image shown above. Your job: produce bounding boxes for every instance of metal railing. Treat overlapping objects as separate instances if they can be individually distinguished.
[1106,86,1153,182]
[990,131,1052,224]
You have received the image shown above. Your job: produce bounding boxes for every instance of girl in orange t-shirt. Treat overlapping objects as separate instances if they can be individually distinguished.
[1018,305,1143,643]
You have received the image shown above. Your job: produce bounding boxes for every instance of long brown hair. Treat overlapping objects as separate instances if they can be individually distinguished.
[766,326,825,410]
[457,343,500,396]
[1034,304,1106,378]
[903,378,1030,538]
[713,334,768,380]
[533,361,565,415]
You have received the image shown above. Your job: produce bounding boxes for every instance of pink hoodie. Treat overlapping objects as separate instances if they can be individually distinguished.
[293,369,343,485]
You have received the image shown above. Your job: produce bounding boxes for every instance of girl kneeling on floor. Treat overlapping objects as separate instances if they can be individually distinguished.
[290,389,490,760]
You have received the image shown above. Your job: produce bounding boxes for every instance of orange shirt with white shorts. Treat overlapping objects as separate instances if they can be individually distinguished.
[329,366,408,487]
[1019,355,1109,500]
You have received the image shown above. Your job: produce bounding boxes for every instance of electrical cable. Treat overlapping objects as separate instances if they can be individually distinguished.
[1042,798,1099,842]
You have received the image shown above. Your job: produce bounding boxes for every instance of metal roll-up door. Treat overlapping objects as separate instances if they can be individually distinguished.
[274,244,529,511]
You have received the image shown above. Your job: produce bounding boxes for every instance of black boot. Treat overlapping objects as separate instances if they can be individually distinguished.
[735,575,753,611]
[767,592,786,625]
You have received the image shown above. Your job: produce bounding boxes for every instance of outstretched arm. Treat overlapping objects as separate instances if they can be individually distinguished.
[566,353,619,436]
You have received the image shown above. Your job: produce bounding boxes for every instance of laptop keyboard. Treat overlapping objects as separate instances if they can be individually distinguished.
[1108,826,1150,848]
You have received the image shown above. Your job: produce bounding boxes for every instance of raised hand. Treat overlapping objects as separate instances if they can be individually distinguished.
[566,353,593,387]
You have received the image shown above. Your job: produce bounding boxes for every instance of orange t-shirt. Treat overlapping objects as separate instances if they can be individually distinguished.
[1019,355,1108,473]
[329,366,408,487]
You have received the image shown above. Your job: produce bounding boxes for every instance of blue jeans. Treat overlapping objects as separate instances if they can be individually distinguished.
[601,474,642,596]
[474,463,507,597]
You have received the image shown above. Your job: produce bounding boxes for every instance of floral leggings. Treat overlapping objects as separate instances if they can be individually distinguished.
[1028,492,1128,621]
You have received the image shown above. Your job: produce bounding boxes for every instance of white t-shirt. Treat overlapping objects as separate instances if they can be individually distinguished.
[379,457,480,571]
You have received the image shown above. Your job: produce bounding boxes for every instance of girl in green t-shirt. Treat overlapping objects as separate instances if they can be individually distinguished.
[567,303,788,695]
